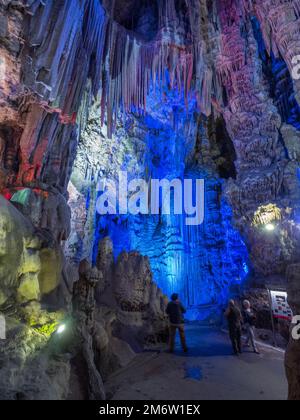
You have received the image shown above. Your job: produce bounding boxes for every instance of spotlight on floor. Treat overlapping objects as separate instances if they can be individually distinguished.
[56,324,66,335]
[265,223,275,232]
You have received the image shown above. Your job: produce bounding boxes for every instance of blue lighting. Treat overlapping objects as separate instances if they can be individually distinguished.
[92,81,250,320]
[243,262,249,275]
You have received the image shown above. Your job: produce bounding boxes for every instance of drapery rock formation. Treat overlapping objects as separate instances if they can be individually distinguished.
[1,0,300,399]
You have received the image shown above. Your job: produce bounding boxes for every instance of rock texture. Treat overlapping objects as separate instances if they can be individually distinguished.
[1,0,300,400]
[0,321,71,400]
[0,211,167,400]
[112,251,169,347]
[215,0,300,280]
[69,89,250,320]
[285,264,300,400]
[0,1,299,282]
[68,245,168,399]
[0,195,66,306]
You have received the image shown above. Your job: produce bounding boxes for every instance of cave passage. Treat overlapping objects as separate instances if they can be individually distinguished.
[105,325,287,401]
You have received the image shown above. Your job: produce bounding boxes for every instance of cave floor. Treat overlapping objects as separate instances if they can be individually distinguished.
[105,324,287,400]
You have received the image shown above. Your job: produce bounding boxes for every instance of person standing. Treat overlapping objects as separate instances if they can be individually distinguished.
[225,299,242,355]
[242,300,260,354]
[166,293,188,353]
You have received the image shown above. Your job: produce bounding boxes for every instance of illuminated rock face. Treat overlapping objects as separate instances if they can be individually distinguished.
[69,87,249,320]
[0,0,300,399]
[1,0,299,284]
[0,196,37,304]
[94,238,169,347]
[0,196,64,305]
[213,0,300,279]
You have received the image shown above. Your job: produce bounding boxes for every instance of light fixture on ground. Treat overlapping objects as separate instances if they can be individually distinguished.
[265,223,275,232]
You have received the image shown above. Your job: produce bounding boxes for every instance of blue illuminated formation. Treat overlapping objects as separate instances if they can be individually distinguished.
[92,82,250,320]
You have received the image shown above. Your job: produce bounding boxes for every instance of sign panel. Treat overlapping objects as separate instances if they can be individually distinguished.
[270,291,293,321]
[0,314,5,340]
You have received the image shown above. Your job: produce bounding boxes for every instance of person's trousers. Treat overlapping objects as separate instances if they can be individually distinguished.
[245,324,258,352]
[169,324,187,352]
[229,326,242,354]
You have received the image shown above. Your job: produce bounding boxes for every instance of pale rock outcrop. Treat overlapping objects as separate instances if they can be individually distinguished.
[69,252,167,398]
[71,259,106,400]
[0,195,68,306]
[285,264,300,400]
[94,239,169,351]
[112,251,169,347]
[0,322,71,400]
[0,195,41,305]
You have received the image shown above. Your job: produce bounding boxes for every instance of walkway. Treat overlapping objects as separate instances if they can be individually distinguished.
[105,324,287,400]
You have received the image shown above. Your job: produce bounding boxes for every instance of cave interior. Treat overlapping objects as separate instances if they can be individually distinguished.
[0,0,300,401]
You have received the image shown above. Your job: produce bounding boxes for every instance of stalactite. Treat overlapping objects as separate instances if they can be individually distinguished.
[23,0,216,139]
[68,0,212,135]
[253,0,300,75]
[100,22,197,136]
[158,0,177,29]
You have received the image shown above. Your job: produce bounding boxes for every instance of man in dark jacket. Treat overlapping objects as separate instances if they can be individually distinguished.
[166,293,188,353]
[225,299,242,355]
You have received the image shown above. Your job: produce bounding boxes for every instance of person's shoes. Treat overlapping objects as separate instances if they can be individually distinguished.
[166,349,174,354]
[183,348,188,353]
[233,352,239,356]
[254,350,260,354]
[238,350,242,354]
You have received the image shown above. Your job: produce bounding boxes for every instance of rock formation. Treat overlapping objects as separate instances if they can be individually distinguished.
[1,0,300,400]
[285,264,300,400]
[112,250,169,347]
[0,199,167,399]
[0,195,64,306]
